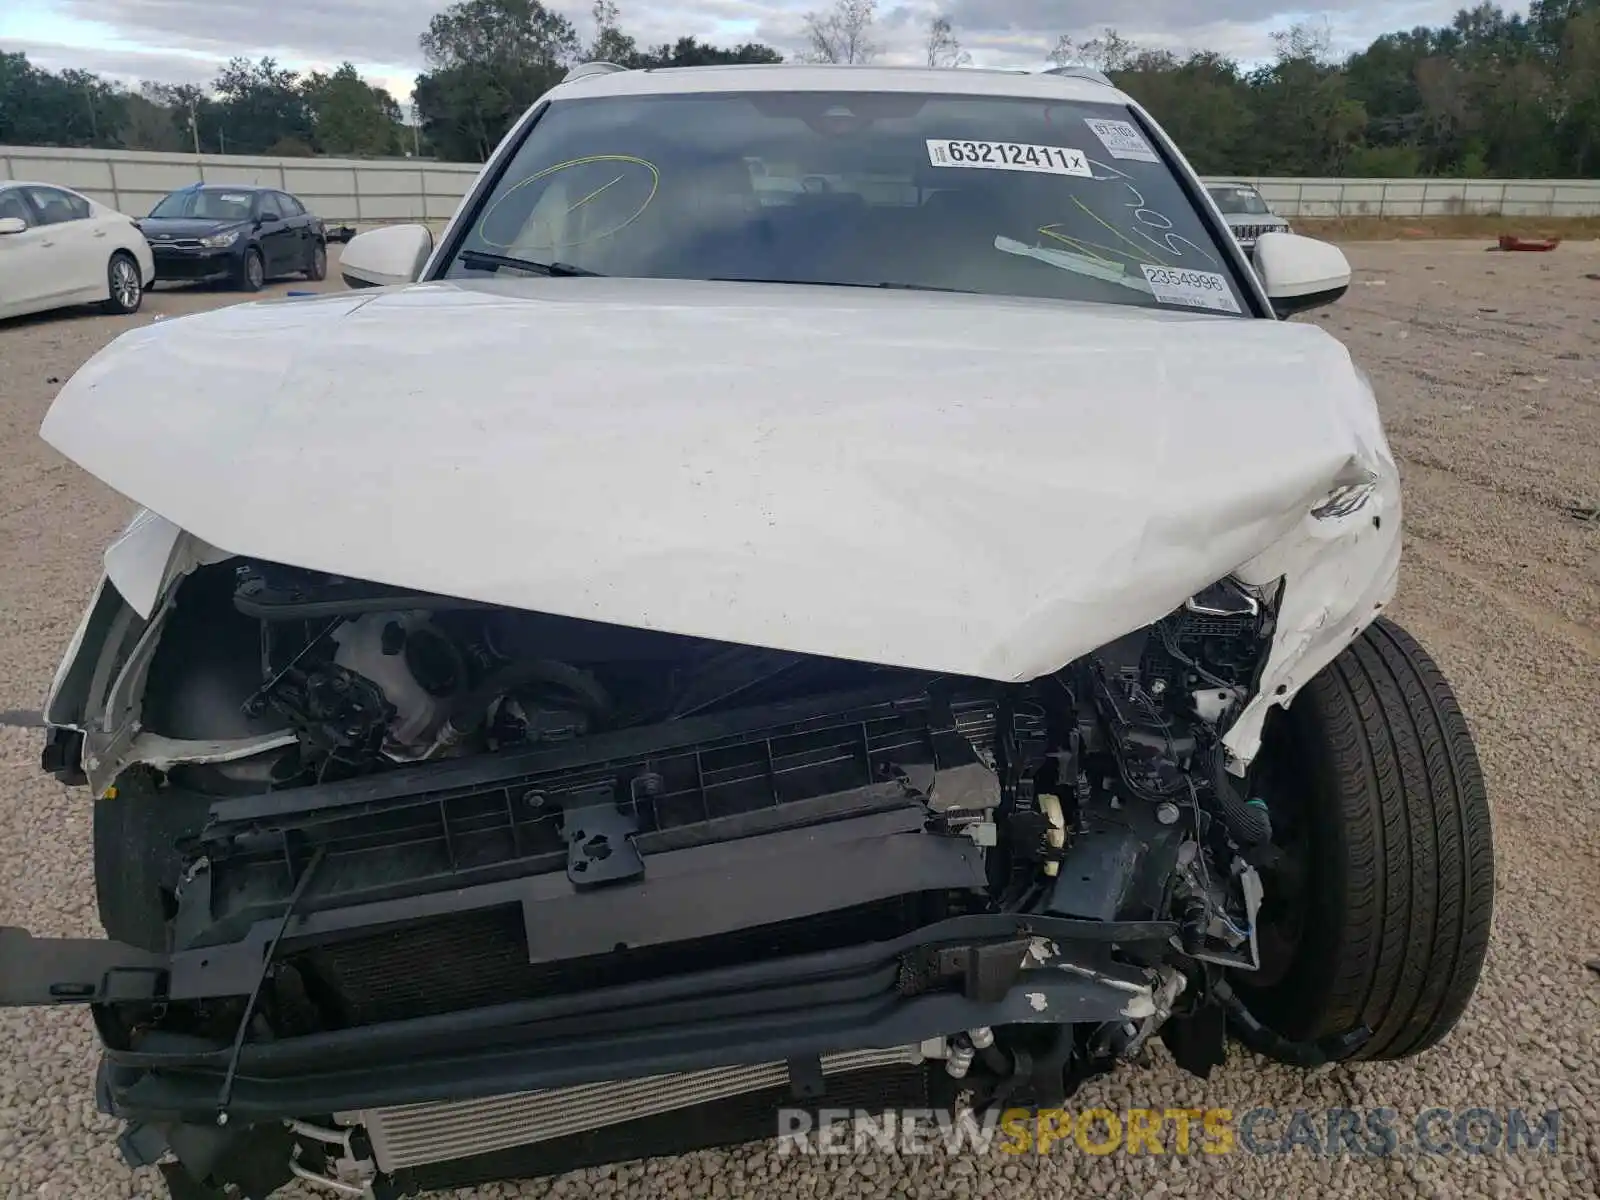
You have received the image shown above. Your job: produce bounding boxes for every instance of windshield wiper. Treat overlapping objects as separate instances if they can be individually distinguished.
[458,249,604,277]
[707,277,976,294]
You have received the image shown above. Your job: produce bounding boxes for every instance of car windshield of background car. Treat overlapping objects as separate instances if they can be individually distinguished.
[1207,185,1273,216]
[150,189,255,221]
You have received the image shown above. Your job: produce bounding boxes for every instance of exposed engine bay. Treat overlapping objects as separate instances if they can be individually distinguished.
[87,559,1294,997]
[31,557,1367,1196]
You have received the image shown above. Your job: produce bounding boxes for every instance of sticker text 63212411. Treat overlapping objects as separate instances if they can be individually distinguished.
[1140,265,1242,314]
[926,140,1092,177]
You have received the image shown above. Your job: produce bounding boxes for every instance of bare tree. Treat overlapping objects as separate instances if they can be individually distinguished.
[925,15,971,68]
[800,0,881,64]
[588,0,638,63]
[1271,19,1335,64]
[1048,27,1137,74]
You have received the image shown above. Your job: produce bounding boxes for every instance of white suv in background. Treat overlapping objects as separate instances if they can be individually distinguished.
[1206,180,1292,252]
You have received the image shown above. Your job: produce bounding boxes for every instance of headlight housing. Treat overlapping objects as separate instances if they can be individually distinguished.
[200,230,241,249]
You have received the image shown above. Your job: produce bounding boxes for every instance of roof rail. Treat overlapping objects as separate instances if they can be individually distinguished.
[1040,65,1113,87]
[563,61,630,82]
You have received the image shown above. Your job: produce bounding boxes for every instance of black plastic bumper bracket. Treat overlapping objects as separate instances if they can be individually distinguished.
[0,927,167,1006]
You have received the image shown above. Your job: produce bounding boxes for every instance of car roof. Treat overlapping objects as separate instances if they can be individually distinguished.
[552,63,1136,108]
[2,180,88,194]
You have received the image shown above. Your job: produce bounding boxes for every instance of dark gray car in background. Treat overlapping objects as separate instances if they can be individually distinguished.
[138,184,328,292]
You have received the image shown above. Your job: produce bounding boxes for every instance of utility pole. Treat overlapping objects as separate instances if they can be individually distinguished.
[189,99,201,156]
[411,102,421,158]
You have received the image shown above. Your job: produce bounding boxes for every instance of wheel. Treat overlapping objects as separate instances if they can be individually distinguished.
[102,251,143,315]
[93,769,209,951]
[239,247,266,292]
[305,239,328,281]
[1239,616,1494,1061]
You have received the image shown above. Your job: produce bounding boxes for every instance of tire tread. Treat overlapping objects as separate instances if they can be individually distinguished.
[1248,616,1493,1061]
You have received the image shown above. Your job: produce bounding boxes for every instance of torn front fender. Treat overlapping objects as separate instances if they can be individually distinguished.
[44,509,229,730]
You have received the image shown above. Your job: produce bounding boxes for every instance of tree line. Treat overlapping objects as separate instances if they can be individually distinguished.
[1,0,1598,176]
[0,52,411,158]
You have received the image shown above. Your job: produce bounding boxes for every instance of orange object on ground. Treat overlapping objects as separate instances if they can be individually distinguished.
[1497,234,1561,251]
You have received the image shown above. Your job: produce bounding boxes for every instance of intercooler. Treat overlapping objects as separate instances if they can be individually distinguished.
[336,1044,932,1173]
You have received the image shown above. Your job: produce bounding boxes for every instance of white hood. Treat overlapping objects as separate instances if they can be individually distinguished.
[40,278,1400,764]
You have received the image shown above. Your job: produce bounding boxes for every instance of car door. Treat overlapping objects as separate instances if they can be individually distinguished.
[21,186,104,303]
[252,192,294,275]
[276,192,313,268]
[0,189,57,319]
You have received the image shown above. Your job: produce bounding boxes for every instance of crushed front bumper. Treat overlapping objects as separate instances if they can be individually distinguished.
[4,910,1170,1123]
[2,683,1180,1194]
[4,909,1170,1194]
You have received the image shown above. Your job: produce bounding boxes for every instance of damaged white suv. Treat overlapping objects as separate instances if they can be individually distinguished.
[4,63,1492,1200]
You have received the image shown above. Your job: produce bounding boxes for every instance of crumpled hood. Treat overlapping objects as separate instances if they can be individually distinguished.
[41,277,1400,761]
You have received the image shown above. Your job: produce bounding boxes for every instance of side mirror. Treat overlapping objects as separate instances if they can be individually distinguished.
[340,224,433,289]
[0,216,26,236]
[1252,231,1351,318]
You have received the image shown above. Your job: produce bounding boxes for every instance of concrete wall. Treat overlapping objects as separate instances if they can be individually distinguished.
[0,145,480,225]
[6,145,1600,222]
[1222,176,1600,218]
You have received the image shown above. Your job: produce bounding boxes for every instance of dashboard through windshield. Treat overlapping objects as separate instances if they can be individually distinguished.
[441,90,1253,316]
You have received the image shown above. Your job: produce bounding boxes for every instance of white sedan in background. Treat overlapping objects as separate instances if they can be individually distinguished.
[0,181,155,321]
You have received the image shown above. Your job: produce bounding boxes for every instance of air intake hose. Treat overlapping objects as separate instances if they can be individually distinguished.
[1213,979,1371,1067]
[1210,747,1272,846]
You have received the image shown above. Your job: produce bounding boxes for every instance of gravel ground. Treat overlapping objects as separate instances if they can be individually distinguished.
[1,244,1597,1199]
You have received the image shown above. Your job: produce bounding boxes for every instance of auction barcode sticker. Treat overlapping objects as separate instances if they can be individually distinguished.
[1141,265,1242,313]
[1084,118,1160,163]
[926,139,1093,177]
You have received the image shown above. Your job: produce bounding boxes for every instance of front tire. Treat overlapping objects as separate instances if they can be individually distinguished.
[1241,616,1494,1061]
[305,239,327,281]
[239,247,266,292]
[102,251,143,315]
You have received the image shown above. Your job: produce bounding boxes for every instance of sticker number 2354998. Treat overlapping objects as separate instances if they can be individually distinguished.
[926,139,1092,177]
[1140,265,1242,313]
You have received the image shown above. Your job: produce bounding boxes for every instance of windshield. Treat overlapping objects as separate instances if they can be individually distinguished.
[441,91,1252,317]
[1206,185,1272,216]
[149,188,255,221]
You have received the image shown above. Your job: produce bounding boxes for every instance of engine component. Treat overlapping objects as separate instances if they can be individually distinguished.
[262,660,394,777]
[427,656,612,755]
[1207,749,1273,846]
[332,614,450,746]
[944,1036,975,1078]
[131,563,1285,1101]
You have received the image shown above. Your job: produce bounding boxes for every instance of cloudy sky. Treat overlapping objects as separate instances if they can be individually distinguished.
[2,0,1475,102]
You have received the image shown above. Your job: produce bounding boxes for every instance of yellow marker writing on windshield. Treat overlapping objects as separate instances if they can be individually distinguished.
[1037,226,1123,265]
[478,154,660,249]
[1070,196,1173,266]
[566,175,626,216]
